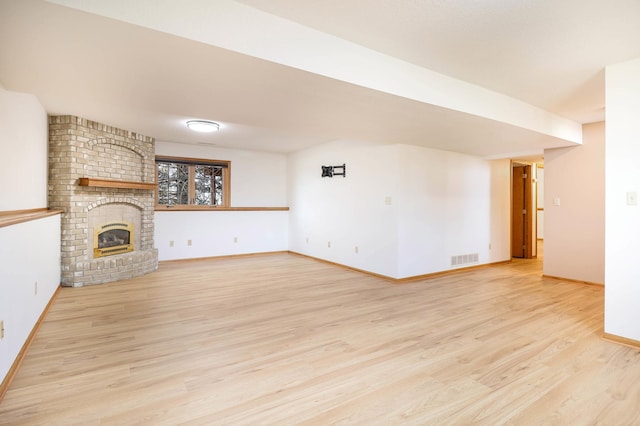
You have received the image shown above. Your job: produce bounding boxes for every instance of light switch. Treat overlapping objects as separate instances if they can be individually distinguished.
[627,191,637,206]
[553,197,561,206]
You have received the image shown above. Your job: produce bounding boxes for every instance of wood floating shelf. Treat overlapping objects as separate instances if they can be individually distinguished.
[78,178,156,190]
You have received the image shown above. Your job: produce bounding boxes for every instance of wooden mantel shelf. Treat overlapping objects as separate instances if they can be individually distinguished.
[78,178,156,190]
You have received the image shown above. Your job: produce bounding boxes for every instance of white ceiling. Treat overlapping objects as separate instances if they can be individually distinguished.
[238,0,640,124]
[1,0,639,158]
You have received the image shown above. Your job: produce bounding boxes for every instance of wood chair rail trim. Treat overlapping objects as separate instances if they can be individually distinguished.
[155,206,289,212]
[0,208,63,229]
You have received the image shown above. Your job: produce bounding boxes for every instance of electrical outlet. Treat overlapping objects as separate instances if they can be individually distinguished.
[305,237,309,244]
[328,241,331,248]
[355,246,359,254]
[169,240,174,247]
[0,320,4,340]
[187,239,192,246]
[233,237,238,243]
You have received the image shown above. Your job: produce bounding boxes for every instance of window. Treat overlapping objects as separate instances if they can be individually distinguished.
[156,156,230,209]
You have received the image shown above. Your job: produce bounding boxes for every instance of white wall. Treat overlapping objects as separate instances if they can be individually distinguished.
[0,85,48,210]
[0,86,61,386]
[605,57,640,341]
[155,210,288,261]
[288,141,400,277]
[396,146,509,277]
[288,141,511,279]
[0,216,61,383]
[544,121,605,284]
[489,159,512,262]
[154,141,289,260]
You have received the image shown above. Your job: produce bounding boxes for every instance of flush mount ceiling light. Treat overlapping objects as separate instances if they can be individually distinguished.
[186,120,220,133]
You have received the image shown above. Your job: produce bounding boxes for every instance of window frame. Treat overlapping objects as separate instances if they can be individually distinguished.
[155,155,231,210]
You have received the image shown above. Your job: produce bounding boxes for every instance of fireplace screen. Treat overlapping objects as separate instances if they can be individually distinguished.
[94,222,134,258]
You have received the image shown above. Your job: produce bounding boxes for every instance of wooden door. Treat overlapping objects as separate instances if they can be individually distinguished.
[512,165,533,258]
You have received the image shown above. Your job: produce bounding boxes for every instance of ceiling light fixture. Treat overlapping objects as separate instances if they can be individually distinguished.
[186,120,220,133]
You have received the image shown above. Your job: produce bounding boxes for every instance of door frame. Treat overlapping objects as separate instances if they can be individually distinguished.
[511,161,538,259]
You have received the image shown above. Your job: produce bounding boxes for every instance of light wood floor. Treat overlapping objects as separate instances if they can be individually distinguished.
[1,251,639,425]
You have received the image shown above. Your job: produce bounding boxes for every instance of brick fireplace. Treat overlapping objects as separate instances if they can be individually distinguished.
[48,116,158,287]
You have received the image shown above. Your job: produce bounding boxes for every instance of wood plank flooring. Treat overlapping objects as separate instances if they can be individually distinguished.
[1,252,639,425]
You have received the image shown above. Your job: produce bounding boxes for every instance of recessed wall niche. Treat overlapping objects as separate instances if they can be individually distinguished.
[48,116,158,287]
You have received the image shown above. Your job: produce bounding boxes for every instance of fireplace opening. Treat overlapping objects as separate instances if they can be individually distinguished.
[94,222,134,258]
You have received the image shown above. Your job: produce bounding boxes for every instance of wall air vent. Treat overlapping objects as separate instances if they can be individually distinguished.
[450,253,479,266]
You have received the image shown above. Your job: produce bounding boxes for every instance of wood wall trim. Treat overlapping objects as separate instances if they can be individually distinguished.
[0,208,63,229]
[394,260,513,283]
[78,177,156,190]
[158,251,290,265]
[159,251,507,284]
[155,206,289,212]
[289,251,512,283]
[289,251,396,281]
[602,332,640,350]
[0,285,62,403]
[0,208,49,217]
[542,274,604,287]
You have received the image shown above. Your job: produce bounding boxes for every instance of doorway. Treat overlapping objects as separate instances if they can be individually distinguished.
[511,163,535,258]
